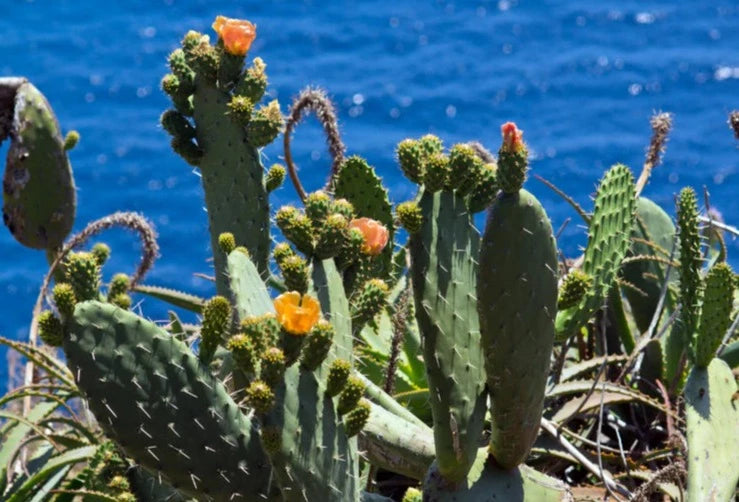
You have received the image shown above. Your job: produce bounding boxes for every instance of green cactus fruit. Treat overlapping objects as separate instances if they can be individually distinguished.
[246,379,276,414]
[344,398,371,437]
[467,162,499,213]
[351,278,389,330]
[90,243,111,266]
[478,187,558,469]
[235,57,267,103]
[260,347,287,387]
[396,139,426,184]
[336,227,365,270]
[396,201,423,234]
[108,475,131,493]
[259,425,282,455]
[275,205,314,254]
[448,143,485,196]
[63,130,80,151]
[65,301,272,499]
[53,282,76,319]
[402,487,422,502]
[305,190,333,226]
[107,273,130,301]
[265,163,286,193]
[160,109,195,140]
[622,197,676,333]
[315,213,349,259]
[409,190,488,483]
[110,293,132,310]
[332,198,356,220]
[226,95,254,126]
[218,231,236,255]
[557,269,592,310]
[419,134,444,156]
[199,295,232,363]
[160,74,193,116]
[273,242,295,267]
[169,136,202,166]
[240,313,280,355]
[555,164,636,339]
[337,375,366,416]
[497,122,528,194]
[181,30,203,53]
[227,333,259,374]
[38,310,64,347]
[676,186,703,354]
[184,38,219,82]
[684,358,739,501]
[423,153,451,192]
[279,331,306,367]
[279,254,310,294]
[2,78,76,250]
[423,448,570,501]
[301,320,335,371]
[167,48,193,83]
[247,100,283,148]
[326,358,352,397]
[694,262,733,367]
[234,245,249,258]
[215,41,245,87]
[65,252,101,302]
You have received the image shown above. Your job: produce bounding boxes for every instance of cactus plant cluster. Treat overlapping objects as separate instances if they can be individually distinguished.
[2,15,738,502]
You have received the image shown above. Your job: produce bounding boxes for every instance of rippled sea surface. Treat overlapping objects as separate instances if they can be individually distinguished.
[1,1,737,385]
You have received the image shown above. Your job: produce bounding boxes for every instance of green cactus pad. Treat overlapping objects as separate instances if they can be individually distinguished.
[478,188,558,469]
[2,78,76,249]
[409,190,487,483]
[676,187,703,354]
[622,197,676,333]
[694,262,733,367]
[65,301,272,500]
[684,358,739,502]
[555,164,636,339]
[423,449,570,501]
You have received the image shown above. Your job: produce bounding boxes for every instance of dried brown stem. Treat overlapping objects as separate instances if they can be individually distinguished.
[635,112,672,197]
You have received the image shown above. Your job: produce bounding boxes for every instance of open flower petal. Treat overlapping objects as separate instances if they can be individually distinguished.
[349,217,389,256]
[274,291,321,335]
[212,16,256,56]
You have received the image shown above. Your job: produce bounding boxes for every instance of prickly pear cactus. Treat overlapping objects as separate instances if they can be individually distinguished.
[1,77,76,250]
[684,358,739,501]
[161,23,282,291]
[65,301,273,500]
[555,163,636,338]
[477,123,558,469]
[409,188,487,481]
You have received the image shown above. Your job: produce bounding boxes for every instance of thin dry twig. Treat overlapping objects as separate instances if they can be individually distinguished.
[635,112,672,197]
[283,87,345,200]
[534,174,591,224]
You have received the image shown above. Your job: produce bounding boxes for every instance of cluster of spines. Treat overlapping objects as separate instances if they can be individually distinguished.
[396,135,499,212]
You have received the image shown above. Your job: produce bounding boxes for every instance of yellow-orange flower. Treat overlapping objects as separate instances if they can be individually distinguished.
[212,16,256,56]
[349,218,389,256]
[273,292,320,335]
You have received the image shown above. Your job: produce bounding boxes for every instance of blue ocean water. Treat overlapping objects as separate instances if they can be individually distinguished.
[1,1,737,386]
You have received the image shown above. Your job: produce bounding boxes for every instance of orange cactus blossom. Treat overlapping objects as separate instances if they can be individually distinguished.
[501,122,525,153]
[273,291,321,336]
[212,16,256,56]
[349,217,389,256]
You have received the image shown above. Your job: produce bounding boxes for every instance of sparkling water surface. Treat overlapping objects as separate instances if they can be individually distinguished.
[1,1,737,386]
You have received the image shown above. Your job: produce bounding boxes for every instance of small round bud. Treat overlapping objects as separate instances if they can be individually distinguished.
[247,100,283,148]
[326,359,351,397]
[218,232,236,255]
[300,320,335,371]
[38,311,64,347]
[344,398,371,437]
[331,198,355,220]
[261,347,286,387]
[337,375,366,416]
[110,293,131,310]
[423,153,451,192]
[246,380,275,414]
[52,283,76,319]
[63,130,80,151]
[227,334,258,374]
[273,242,295,267]
[396,202,423,234]
[227,95,255,125]
[265,164,286,193]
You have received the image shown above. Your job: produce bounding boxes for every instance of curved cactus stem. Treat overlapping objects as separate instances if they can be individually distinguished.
[684,358,739,501]
[65,301,272,500]
[409,189,487,483]
[423,449,571,501]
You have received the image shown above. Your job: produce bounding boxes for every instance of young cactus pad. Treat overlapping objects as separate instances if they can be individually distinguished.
[477,188,558,469]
